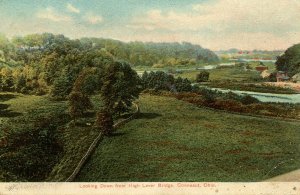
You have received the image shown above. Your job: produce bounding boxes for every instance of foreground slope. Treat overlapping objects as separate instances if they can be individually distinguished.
[76,94,300,182]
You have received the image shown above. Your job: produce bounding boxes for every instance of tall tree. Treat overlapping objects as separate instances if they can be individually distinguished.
[112,61,142,114]
[51,68,73,99]
[276,43,300,76]
[68,91,93,123]
[97,61,141,134]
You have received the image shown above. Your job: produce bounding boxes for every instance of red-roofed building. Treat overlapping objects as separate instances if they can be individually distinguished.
[255,66,268,72]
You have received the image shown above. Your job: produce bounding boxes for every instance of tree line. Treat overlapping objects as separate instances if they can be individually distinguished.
[0,33,218,95]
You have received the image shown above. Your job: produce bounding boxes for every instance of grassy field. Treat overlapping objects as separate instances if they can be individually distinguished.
[76,94,300,182]
[0,92,101,181]
[177,66,260,82]
[0,92,66,137]
[246,61,276,72]
[1,92,300,181]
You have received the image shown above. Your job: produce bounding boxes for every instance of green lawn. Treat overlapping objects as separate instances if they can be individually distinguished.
[76,94,300,182]
[178,66,260,82]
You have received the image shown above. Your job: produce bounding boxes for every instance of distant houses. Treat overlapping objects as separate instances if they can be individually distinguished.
[276,71,290,82]
[255,66,268,72]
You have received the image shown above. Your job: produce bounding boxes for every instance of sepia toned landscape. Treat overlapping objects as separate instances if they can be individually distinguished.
[0,0,300,183]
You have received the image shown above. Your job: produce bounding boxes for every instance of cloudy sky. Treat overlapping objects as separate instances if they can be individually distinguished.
[0,0,299,50]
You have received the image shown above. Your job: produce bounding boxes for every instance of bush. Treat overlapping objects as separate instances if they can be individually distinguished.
[196,88,218,103]
[268,72,277,82]
[196,71,210,82]
[240,95,259,105]
[214,99,244,112]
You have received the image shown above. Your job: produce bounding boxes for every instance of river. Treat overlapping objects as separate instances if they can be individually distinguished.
[207,87,300,104]
[136,63,234,76]
[136,65,300,104]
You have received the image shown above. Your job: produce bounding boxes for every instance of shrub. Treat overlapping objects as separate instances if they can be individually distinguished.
[240,95,259,105]
[268,72,277,82]
[196,71,210,82]
[214,99,244,112]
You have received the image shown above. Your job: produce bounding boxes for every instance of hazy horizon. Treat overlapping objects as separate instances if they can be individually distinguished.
[1,0,300,51]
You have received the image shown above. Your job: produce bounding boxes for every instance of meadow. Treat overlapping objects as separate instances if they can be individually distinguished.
[176,66,260,82]
[0,92,101,181]
[76,94,300,182]
[1,92,300,181]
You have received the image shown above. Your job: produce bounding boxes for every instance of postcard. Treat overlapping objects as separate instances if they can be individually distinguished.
[0,0,300,194]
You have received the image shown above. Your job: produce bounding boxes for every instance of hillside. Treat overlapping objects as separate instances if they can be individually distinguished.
[2,93,299,181]
[0,33,219,96]
[76,94,300,182]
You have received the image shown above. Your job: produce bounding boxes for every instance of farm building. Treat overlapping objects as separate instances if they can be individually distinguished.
[276,71,290,82]
[255,66,268,72]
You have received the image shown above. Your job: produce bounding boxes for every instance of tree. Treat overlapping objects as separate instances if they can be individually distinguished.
[68,91,93,123]
[72,67,102,95]
[175,77,192,92]
[196,71,210,82]
[95,60,142,134]
[276,43,300,76]
[0,34,11,62]
[95,109,113,136]
[100,61,142,114]
[1,68,14,92]
[141,71,149,89]
[0,74,3,91]
[51,70,73,99]
[15,74,26,92]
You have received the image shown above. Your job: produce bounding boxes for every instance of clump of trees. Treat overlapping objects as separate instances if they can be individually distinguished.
[196,71,210,82]
[64,59,142,134]
[141,71,194,93]
[3,33,145,136]
[0,33,218,96]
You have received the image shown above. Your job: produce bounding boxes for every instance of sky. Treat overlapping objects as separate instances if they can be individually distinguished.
[0,0,300,50]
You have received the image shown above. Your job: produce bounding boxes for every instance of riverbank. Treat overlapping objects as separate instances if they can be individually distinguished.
[204,82,298,94]
[264,82,300,92]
